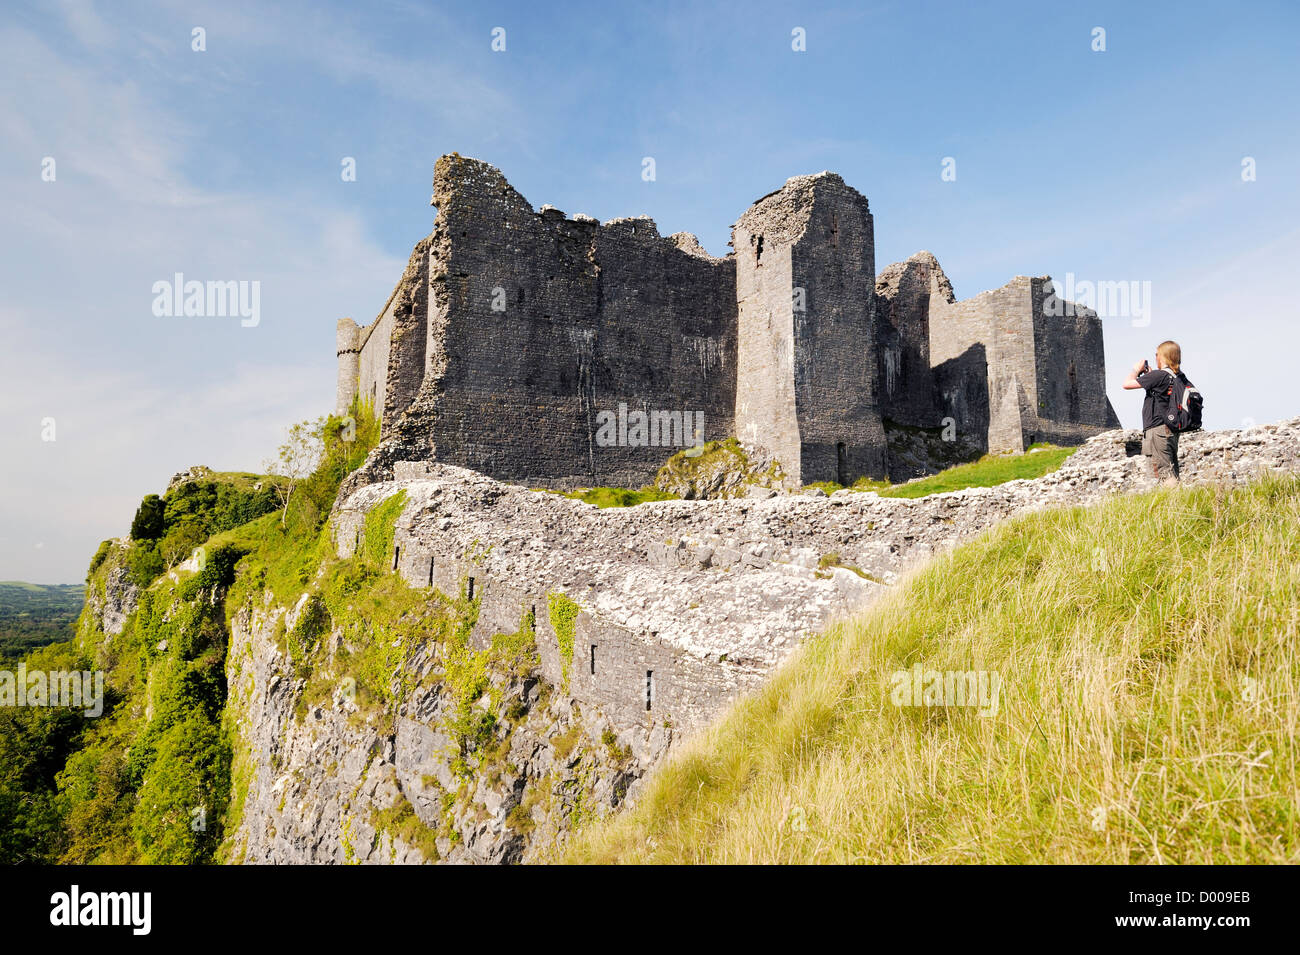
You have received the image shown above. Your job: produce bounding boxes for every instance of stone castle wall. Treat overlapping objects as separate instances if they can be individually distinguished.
[1031,278,1121,442]
[359,308,394,420]
[388,156,738,489]
[875,253,946,428]
[380,238,433,438]
[925,273,1119,453]
[788,177,884,483]
[337,153,1120,489]
[733,199,802,484]
[931,277,1040,453]
[336,238,431,429]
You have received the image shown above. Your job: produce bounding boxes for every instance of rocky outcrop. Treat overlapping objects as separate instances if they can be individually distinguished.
[81,541,139,638]
[652,438,790,499]
[227,592,665,865]
[167,464,215,491]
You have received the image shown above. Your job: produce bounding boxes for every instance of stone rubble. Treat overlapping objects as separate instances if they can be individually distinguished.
[346,420,1300,679]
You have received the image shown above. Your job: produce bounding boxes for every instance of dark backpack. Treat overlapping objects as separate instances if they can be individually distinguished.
[1162,370,1203,432]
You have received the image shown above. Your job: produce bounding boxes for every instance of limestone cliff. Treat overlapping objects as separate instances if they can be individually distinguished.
[225,593,662,864]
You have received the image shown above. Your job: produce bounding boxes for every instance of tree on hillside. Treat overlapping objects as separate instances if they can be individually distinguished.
[129,495,165,540]
[264,418,325,528]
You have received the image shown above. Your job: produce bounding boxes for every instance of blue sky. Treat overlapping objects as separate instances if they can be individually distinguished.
[2,0,1298,581]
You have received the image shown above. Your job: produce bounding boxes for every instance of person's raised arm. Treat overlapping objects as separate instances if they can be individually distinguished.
[1121,358,1147,390]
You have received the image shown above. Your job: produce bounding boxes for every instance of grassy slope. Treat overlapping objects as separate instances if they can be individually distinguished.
[566,475,1300,863]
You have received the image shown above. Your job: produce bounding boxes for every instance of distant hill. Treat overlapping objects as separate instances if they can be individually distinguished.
[0,581,85,659]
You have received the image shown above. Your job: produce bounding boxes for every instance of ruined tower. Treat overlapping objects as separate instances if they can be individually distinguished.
[874,251,952,428]
[366,154,737,490]
[335,317,361,416]
[928,273,1120,453]
[732,173,884,486]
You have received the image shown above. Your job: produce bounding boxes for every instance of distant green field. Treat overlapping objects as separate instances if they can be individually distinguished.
[0,581,85,658]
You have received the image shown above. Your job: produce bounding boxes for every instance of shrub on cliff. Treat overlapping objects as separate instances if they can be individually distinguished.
[159,478,280,566]
[129,494,165,540]
[120,476,284,588]
[125,540,165,587]
[264,408,380,534]
[228,404,382,608]
[0,640,92,862]
[131,713,231,864]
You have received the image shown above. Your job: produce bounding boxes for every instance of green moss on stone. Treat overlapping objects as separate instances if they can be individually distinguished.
[547,592,579,692]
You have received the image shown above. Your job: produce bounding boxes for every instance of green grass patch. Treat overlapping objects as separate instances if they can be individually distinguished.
[808,444,1077,500]
[806,477,891,495]
[361,490,408,565]
[560,487,678,508]
[879,444,1076,498]
[547,592,579,692]
[372,788,441,862]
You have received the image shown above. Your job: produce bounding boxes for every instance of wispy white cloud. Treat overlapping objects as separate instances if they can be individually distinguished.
[0,4,418,580]
[0,338,326,583]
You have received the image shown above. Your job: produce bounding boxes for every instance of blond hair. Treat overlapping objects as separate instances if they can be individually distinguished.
[1157,340,1181,373]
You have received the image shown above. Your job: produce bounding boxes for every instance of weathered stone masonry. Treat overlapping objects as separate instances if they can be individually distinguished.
[337,154,1120,488]
[734,173,885,484]
[927,271,1120,453]
[330,421,1300,739]
[340,156,737,489]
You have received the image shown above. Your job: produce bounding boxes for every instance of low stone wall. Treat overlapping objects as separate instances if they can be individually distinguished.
[333,419,1300,739]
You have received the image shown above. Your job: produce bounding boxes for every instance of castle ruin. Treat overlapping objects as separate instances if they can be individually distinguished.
[337,154,1119,489]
